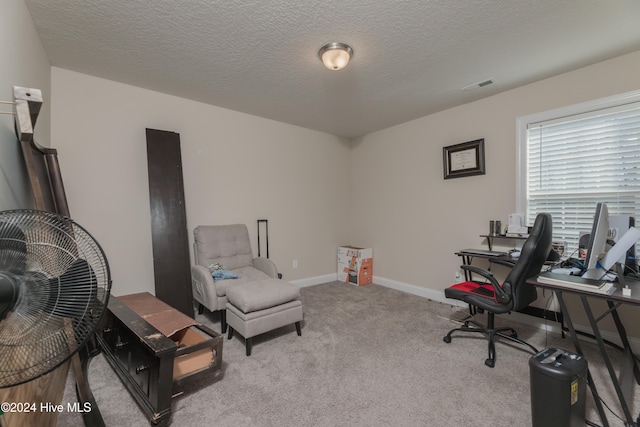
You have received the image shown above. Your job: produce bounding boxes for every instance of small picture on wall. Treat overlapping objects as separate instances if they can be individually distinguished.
[443,138,485,179]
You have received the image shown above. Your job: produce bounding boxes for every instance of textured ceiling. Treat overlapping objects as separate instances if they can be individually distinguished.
[24,0,640,138]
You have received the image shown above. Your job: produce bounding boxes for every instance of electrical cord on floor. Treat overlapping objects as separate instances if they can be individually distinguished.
[563,320,640,367]
[577,374,629,427]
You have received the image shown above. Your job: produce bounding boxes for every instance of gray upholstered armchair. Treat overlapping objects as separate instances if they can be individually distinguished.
[191,224,279,333]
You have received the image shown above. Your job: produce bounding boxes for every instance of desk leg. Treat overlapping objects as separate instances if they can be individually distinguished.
[608,300,640,426]
[607,300,640,386]
[461,255,472,281]
[555,292,609,427]
[581,297,635,425]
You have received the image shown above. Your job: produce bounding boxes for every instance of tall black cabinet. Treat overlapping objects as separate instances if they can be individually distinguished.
[146,128,193,316]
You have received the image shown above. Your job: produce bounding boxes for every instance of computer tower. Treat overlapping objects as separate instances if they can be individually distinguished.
[529,348,587,427]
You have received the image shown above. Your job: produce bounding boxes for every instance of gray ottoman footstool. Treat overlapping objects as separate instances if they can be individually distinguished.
[226,279,303,356]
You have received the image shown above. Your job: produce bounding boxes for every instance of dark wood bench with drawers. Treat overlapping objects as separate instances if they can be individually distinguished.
[96,292,223,426]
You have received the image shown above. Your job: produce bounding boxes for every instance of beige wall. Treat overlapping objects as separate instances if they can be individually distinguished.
[349,50,640,335]
[50,68,352,296]
[51,51,640,302]
[10,0,640,335]
[351,50,640,291]
[0,0,51,210]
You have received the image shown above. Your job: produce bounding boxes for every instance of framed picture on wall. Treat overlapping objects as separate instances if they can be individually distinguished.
[442,138,485,179]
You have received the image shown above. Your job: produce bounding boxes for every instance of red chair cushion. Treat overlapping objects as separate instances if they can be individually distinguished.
[446,281,498,304]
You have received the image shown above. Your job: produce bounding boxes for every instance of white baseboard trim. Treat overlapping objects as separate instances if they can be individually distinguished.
[565,321,640,355]
[372,275,640,354]
[373,275,453,304]
[290,273,338,288]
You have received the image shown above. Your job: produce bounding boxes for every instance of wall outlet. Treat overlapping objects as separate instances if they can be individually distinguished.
[454,271,462,283]
[293,259,298,269]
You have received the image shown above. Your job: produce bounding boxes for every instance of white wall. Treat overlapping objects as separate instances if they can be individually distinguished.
[0,0,51,210]
[51,68,352,296]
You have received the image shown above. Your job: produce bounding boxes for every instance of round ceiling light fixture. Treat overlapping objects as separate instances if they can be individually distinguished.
[318,42,354,71]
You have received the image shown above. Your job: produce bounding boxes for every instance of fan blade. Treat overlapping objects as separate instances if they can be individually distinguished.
[47,259,97,318]
[0,209,112,388]
[0,274,20,320]
[0,222,27,275]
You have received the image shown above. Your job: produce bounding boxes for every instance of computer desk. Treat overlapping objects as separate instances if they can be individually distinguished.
[455,249,515,280]
[527,273,640,427]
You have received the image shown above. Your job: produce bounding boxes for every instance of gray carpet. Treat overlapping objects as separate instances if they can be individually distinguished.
[59,281,638,426]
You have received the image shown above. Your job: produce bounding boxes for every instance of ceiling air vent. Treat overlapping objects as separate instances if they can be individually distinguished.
[461,79,494,93]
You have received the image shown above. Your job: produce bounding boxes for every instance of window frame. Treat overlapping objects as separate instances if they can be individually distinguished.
[516,89,640,221]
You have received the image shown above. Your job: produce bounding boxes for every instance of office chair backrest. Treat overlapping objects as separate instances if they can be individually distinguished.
[502,213,553,311]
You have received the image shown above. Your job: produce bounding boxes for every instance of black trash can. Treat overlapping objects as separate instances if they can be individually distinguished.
[529,348,587,427]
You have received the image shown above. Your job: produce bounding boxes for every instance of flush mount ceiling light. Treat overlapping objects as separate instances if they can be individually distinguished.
[318,42,354,71]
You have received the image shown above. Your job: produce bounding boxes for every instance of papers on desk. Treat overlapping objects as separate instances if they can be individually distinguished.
[536,272,616,295]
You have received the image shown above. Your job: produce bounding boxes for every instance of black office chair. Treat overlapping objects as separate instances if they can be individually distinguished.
[443,213,553,367]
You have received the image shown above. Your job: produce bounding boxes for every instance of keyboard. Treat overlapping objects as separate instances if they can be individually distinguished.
[459,248,508,257]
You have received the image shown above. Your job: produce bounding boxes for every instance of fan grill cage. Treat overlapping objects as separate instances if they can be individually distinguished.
[0,210,111,388]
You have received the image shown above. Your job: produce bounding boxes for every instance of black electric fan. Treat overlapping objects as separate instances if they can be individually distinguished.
[0,209,111,388]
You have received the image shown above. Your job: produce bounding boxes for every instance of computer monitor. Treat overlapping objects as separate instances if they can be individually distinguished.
[609,215,638,274]
[600,226,640,274]
[582,203,610,280]
[582,203,640,280]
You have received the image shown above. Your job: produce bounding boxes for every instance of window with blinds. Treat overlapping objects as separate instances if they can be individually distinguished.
[518,93,640,257]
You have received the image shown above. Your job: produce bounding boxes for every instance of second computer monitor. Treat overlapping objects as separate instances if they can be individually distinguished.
[582,202,610,280]
[609,215,638,273]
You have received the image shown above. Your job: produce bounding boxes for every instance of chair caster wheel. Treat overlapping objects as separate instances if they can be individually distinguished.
[443,336,451,344]
[485,358,495,368]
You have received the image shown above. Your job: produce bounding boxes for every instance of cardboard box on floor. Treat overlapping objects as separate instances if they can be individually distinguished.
[338,246,373,285]
[119,292,215,380]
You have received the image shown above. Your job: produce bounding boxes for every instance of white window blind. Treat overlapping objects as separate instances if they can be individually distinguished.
[524,99,640,257]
